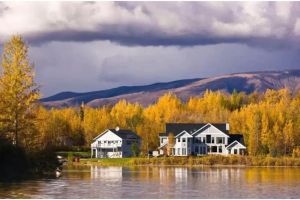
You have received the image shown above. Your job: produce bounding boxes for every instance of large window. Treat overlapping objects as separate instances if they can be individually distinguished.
[206,135,211,143]
[182,148,186,155]
[212,137,215,144]
[177,148,180,155]
[211,146,218,152]
[217,137,224,144]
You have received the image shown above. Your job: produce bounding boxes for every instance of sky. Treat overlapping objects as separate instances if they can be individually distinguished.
[0,1,300,97]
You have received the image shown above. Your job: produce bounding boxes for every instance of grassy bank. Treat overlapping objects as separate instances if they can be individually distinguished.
[79,155,300,167]
[56,151,91,159]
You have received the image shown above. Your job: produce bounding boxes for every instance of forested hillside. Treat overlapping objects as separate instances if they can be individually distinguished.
[36,89,300,157]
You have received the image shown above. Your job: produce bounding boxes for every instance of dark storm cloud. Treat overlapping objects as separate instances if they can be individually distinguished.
[1,2,300,97]
[1,2,300,48]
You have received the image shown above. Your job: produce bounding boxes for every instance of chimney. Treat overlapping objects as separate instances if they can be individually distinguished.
[115,126,120,131]
[226,123,230,131]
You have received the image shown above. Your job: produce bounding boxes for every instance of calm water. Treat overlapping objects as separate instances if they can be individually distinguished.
[0,165,300,198]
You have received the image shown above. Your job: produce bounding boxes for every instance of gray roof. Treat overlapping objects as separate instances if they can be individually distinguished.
[108,129,140,140]
[164,123,229,136]
[227,134,244,145]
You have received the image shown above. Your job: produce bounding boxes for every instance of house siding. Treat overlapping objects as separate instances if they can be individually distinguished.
[91,129,140,158]
[159,123,246,156]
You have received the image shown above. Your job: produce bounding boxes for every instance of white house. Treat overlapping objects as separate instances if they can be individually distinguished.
[91,127,141,158]
[158,123,246,156]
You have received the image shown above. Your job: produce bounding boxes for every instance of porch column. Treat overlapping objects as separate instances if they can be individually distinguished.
[95,148,98,158]
[91,148,93,158]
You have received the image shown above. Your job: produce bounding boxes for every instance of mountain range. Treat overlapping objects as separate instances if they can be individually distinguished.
[41,69,300,108]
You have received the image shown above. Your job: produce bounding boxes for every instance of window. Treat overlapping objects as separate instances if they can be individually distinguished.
[182,138,186,142]
[234,149,237,154]
[98,141,101,145]
[203,137,206,143]
[207,146,210,152]
[212,137,215,144]
[211,146,218,152]
[177,138,180,142]
[217,137,224,144]
[206,135,211,143]
[104,141,107,143]
[218,146,222,153]
[161,138,163,144]
[177,148,180,155]
[195,146,199,153]
[182,148,186,155]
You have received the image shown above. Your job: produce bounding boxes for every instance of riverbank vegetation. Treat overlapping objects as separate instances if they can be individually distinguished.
[79,156,300,167]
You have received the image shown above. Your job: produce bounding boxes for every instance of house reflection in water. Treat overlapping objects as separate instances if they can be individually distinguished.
[90,166,123,181]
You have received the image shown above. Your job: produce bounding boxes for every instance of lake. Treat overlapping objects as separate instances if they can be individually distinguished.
[0,165,300,198]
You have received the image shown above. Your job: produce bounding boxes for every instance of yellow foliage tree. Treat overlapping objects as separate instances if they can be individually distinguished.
[0,35,40,147]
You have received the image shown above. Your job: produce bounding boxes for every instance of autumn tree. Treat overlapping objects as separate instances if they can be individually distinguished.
[167,132,175,156]
[0,35,40,147]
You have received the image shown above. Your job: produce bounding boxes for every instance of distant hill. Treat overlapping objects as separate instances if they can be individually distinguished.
[41,69,300,108]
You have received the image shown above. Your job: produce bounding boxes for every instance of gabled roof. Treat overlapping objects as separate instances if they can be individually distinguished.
[226,140,246,149]
[175,130,193,138]
[192,123,230,137]
[93,129,140,141]
[165,123,229,137]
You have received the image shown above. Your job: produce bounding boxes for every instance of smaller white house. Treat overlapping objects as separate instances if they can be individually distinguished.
[91,127,141,158]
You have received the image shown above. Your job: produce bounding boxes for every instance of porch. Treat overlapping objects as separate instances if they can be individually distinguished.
[91,147,122,158]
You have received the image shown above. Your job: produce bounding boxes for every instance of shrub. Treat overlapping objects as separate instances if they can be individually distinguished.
[0,139,29,180]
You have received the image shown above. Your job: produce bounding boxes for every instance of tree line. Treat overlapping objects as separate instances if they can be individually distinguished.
[30,89,300,157]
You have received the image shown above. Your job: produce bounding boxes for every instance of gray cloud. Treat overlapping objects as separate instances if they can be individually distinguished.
[1,2,300,48]
[1,2,300,98]
[28,41,300,97]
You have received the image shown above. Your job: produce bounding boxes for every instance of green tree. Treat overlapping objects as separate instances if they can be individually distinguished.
[0,35,40,147]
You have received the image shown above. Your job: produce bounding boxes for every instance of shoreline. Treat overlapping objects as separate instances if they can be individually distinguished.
[75,155,300,167]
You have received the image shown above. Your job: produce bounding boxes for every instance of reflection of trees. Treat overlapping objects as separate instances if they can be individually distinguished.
[62,164,91,180]
[245,167,300,184]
